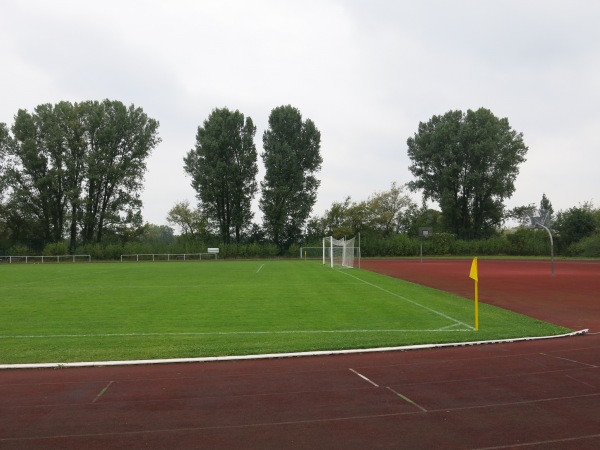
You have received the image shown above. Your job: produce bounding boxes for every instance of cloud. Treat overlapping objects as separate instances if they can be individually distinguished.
[1,0,598,227]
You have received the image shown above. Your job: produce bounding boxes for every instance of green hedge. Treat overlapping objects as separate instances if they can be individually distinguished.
[7,229,599,260]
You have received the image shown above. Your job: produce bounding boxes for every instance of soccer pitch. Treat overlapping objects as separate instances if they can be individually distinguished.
[0,260,571,364]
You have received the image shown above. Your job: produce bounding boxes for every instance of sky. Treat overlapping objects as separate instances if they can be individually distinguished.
[1,0,599,229]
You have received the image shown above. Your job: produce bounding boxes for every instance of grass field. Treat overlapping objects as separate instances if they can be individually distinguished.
[0,260,572,364]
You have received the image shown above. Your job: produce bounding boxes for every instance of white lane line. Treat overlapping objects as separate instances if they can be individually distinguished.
[540,352,598,368]
[386,386,428,412]
[92,381,114,403]
[349,368,379,387]
[565,374,596,389]
[471,433,600,449]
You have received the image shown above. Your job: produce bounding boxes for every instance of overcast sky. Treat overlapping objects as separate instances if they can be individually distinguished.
[2,0,599,228]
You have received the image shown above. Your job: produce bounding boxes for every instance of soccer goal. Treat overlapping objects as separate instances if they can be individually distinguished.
[323,236,360,269]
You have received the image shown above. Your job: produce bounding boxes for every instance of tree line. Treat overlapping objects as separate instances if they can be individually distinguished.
[182,105,322,251]
[1,101,599,258]
[0,100,160,253]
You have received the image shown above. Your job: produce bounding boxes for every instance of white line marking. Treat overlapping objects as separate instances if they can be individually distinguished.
[471,433,600,449]
[0,329,472,339]
[437,323,464,331]
[349,368,379,387]
[540,352,598,368]
[2,406,599,443]
[565,374,596,389]
[386,386,427,412]
[0,329,588,370]
[256,264,264,273]
[92,381,113,403]
[340,271,475,330]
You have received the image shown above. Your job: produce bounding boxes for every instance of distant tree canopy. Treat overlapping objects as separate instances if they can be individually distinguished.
[540,193,554,216]
[312,183,417,239]
[260,105,322,251]
[184,108,258,244]
[554,202,597,249]
[407,108,528,239]
[1,100,160,252]
[5,98,599,259]
[166,200,208,241]
[0,123,9,200]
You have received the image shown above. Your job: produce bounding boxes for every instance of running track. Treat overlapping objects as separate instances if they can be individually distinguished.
[1,259,598,449]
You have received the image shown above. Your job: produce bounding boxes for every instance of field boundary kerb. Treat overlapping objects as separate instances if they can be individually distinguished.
[0,329,587,370]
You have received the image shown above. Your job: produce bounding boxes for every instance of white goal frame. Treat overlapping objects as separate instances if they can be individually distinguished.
[322,235,361,269]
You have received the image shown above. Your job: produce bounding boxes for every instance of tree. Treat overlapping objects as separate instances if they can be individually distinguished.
[166,200,209,240]
[139,223,176,247]
[0,123,12,252]
[407,108,528,239]
[540,193,554,216]
[79,100,160,243]
[366,182,416,235]
[323,196,359,238]
[55,101,88,252]
[5,100,160,251]
[260,105,322,251]
[554,202,596,249]
[508,204,537,227]
[407,206,443,237]
[184,108,257,243]
[9,105,68,245]
[0,123,10,199]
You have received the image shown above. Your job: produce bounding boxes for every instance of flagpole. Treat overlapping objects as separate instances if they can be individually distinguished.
[474,278,479,331]
[469,257,479,331]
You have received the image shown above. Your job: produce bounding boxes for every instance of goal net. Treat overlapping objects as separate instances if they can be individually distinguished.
[323,236,358,268]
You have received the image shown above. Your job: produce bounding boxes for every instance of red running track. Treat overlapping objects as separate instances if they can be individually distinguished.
[1,259,599,449]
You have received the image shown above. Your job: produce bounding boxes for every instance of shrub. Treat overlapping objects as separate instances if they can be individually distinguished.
[568,234,600,257]
[429,232,455,255]
[8,244,32,255]
[42,242,69,256]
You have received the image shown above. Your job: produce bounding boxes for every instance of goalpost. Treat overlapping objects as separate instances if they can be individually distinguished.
[323,235,360,269]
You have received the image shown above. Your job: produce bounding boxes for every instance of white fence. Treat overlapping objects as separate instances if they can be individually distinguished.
[0,255,91,264]
[120,252,218,262]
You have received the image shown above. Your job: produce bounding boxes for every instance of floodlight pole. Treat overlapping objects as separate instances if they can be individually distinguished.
[536,223,555,277]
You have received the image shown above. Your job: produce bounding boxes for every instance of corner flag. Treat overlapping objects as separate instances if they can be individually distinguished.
[469,257,479,330]
[469,257,478,281]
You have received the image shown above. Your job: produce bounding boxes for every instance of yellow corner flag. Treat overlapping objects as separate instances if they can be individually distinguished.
[469,257,478,281]
[469,257,479,330]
